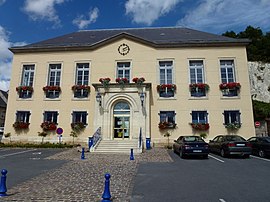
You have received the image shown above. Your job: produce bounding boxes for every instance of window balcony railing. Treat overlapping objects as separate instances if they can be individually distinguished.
[72,85,90,98]
[16,86,33,98]
[40,121,57,131]
[43,86,61,98]
[158,121,177,129]
[219,82,241,97]
[13,122,30,129]
[189,83,209,97]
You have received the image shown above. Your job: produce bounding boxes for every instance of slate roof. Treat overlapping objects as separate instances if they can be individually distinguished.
[10,27,250,53]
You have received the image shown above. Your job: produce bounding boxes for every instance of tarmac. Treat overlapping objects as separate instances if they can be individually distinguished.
[1,147,172,201]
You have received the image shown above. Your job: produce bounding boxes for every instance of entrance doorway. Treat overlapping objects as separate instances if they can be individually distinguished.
[113,102,130,139]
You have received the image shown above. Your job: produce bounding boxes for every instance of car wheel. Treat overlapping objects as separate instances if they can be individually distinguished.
[259,149,265,158]
[220,149,226,157]
[179,149,185,159]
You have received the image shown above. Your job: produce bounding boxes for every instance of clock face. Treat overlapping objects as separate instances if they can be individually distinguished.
[118,43,130,56]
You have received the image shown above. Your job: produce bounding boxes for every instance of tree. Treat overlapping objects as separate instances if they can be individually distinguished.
[164,131,171,149]
[70,130,78,146]
[38,131,48,144]
[252,100,270,120]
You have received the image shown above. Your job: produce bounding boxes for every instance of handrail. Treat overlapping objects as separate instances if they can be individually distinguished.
[89,127,101,151]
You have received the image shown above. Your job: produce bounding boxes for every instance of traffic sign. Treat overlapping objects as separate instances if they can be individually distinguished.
[255,121,260,127]
[56,127,63,135]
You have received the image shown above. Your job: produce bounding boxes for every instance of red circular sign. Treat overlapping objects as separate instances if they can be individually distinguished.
[255,121,260,127]
[56,127,63,135]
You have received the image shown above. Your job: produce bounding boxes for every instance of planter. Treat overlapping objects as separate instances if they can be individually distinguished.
[99,78,111,87]
[115,78,128,85]
[190,123,210,130]
[71,122,86,130]
[158,122,177,129]
[132,77,145,85]
[219,82,241,90]
[13,122,30,129]
[225,123,241,130]
[71,85,90,92]
[43,86,61,92]
[41,122,57,131]
[189,83,209,91]
[16,86,33,93]
[157,84,176,92]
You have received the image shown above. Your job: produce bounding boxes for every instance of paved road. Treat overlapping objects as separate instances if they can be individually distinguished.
[131,151,270,202]
[0,148,67,188]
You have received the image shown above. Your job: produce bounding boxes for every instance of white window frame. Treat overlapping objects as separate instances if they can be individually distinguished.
[116,61,131,82]
[189,60,205,84]
[220,60,236,83]
[159,61,173,85]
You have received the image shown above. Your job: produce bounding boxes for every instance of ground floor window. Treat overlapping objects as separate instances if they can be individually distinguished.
[159,111,176,129]
[223,110,241,129]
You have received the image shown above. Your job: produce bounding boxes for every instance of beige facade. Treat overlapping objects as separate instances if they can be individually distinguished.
[4,28,255,145]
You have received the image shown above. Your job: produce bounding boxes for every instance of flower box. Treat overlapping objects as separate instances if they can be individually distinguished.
[41,122,57,131]
[132,77,145,85]
[158,121,177,129]
[115,78,128,84]
[225,123,241,130]
[190,123,210,130]
[71,122,86,130]
[71,85,90,92]
[189,83,209,91]
[16,86,33,93]
[99,78,111,87]
[13,122,30,129]
[219,82,241,90]
[157,84,177,92]
[43,86,61,92]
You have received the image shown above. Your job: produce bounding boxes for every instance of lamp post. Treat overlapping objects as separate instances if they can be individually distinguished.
[140,92,145,107]
[96,92,102,107]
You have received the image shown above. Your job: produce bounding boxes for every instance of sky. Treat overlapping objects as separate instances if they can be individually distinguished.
[0,0,270,91]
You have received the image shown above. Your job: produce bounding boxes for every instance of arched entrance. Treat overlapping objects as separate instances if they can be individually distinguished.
[113,101,130,139]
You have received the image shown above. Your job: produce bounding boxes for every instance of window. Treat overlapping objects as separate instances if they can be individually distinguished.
[223,110,241,127]
[43,111,58,124]
[72,111,88,125]
[46,64,61,98]
[220,60,235,83]
[159,111,176,129]
[16,111,30,123]
[191,111,208,124]
[189,61,207,97]
[74,63,90,98]
[117,62,130,82]
[19,65,35,98]
[159,61,174,97]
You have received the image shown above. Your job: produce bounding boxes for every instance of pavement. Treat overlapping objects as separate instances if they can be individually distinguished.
[1,148,172,201]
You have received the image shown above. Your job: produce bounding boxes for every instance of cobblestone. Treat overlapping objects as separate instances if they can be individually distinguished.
[1,147,172,201]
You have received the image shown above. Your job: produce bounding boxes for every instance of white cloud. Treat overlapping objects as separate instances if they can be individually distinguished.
[0,0,6,6]
[0,26,27,91]
[22,0,67,27]
[177,0,270,33]
[125,0,182,25]
[72,7,99,29]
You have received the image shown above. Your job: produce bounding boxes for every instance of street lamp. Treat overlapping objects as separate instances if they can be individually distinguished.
[140,92,145,107]
[96,92,102,106]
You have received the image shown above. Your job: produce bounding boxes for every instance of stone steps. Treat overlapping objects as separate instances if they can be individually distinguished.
[94,139,141,153]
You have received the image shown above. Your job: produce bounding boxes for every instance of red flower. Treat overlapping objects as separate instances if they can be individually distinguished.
[157,84,177,91]
[71,85,90,92]
[13,122,30,129]
[16,86,34,92]
[99,78,111,83]
[190,123,210,130]
[219,82,241,90]
[43,86,61,92]
[189,83,209,90]
[132,77,145,84]
[41,122,57,131]
[116,78,128,84]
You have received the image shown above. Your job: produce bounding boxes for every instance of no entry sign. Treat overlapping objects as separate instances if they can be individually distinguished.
[255,121,260,127]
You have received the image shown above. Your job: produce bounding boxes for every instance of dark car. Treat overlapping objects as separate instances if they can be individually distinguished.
[209,135,252,158]
[173,136,209,158]
[247,136,270,158]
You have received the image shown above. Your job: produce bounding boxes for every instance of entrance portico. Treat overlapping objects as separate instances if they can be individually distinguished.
[93,83,151,144]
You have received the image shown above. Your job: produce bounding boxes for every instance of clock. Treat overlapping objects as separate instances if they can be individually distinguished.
[118,43,130,56]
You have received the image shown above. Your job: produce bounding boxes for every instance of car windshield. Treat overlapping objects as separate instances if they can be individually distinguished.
[225,136,246,141]
[183,136,204,142]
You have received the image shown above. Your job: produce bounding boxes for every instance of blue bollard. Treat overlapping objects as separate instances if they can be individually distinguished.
[130,148,134,160]
[0,169,8,197]
[102,173,111,202]
[81,147,85,160]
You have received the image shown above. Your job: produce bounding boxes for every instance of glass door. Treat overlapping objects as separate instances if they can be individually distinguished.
[114,116,130,139]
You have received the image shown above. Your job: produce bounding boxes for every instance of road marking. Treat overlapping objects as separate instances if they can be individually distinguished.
[30,158,41,160]
[208,154,225,163]
[32,152,42,155]
[251,155,270,162]
[0,149,37,157]
[0,148,10,152]
[219,199,226,202]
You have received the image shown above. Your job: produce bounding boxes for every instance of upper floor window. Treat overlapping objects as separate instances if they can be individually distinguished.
[191,111,208,124]
[159,61,174,97]
[19,65,35,99]
[73,63,90,98]
[117,62,130,82]
[45,64,61,99]
[220,60,235,83]
[189,60,207,97]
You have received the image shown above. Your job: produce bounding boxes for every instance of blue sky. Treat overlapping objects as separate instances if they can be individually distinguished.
[1,0,270,91]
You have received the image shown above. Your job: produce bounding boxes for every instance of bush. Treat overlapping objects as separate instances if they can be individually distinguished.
[0,142,74,148]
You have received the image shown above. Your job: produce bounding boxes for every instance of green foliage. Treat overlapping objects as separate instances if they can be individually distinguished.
[252,100,270,120]
[199,133,207,139]
[70,130,79,145]
[38,131,48,143]
[222,26,270,62]
[0,142,73,148]
[4,133,11,142]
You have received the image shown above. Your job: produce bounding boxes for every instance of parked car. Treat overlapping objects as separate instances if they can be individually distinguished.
[173,136,209,158]
[247,136,270,158]
[209,135,252,158]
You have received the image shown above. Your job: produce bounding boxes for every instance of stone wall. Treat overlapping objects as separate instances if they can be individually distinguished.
[249,61,270,103]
